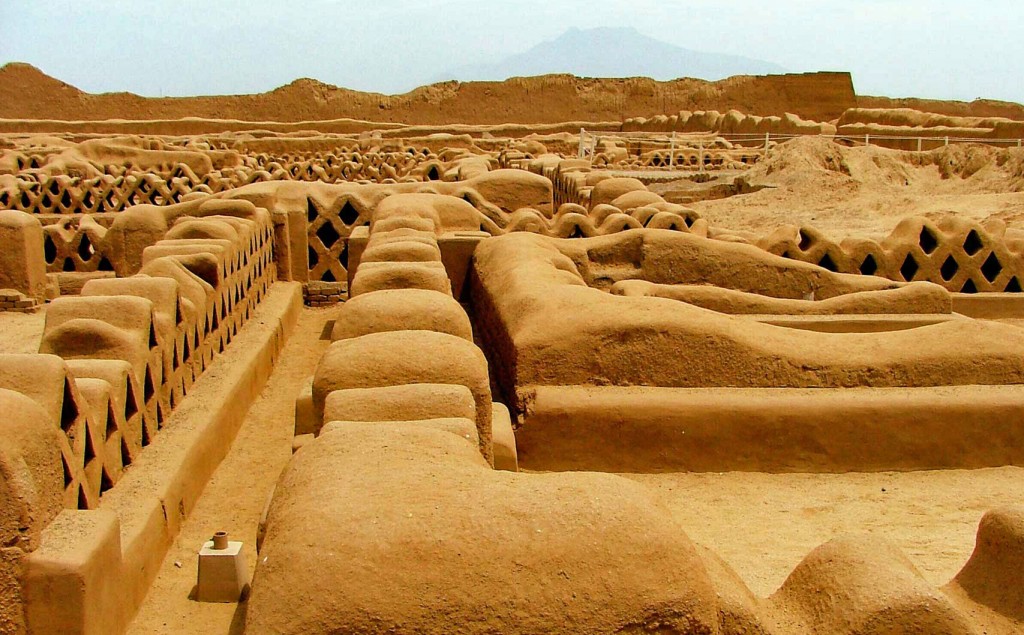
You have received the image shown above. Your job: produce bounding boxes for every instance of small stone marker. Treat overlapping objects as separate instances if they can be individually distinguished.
[196,531,249,603]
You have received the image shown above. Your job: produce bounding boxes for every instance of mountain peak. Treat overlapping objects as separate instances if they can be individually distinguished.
[436,27,786,84]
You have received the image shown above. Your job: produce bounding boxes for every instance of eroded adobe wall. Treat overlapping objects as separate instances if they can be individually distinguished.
[622,109,837,137]
[252,424,1024,634]
[833,108,1024,150]
[0,210,46,310]
[249,188,1024,635]
[471,229,1024,395]
[0,65,856,124]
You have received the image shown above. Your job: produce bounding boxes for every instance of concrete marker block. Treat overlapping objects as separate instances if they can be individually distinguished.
[196,531,248,603]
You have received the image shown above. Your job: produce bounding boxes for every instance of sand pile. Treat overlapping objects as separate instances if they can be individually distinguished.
[668,137,1024,236]
[752,137,1024,188]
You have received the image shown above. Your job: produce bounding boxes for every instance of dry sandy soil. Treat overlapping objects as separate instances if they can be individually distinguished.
[621,468,1023,597]
[0,310,45,354]
[659,138,1024,238]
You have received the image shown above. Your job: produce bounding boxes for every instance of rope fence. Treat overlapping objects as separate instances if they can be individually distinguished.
[578,128,1024,167]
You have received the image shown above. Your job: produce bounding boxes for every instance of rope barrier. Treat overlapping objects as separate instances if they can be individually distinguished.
[580,129,1024,157]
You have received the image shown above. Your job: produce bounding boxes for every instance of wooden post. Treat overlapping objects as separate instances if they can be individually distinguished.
[578,128,585,159]
[698,139,704,173]
[917,137,922,152]
[669,133,675,167]
[764,132,770,159]
[865,133,870,147]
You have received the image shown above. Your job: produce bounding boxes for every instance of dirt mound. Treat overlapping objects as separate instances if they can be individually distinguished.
[727,137,1020,192]
[755,136,912,187]
[676,138,1024,236]
[753,137,1024,192]
[949,507,1024,624]
[0,63,86,122]
[0,63,856,125]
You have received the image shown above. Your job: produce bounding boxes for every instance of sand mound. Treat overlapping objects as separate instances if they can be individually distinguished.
[949,507,1024,621]
[679,138,1024,236]
[754,138,1024,195]
[771,536,978,635]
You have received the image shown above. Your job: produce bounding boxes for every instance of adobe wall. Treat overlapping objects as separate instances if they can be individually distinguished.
[470,229,1024,405]
[758,216,1024,293]
[247,187,1024,634]
[0,69,856,124]
[516,384,1024,472]
[252,420,1024,634]
[3,129,1024,634]
[0,198,293,633]
[833,108,1024,150]
[0,210,46,308]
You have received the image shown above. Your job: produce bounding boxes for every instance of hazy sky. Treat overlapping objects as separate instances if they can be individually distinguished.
[1,0,1022,104]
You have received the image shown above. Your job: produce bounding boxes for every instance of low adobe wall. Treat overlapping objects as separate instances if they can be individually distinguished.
[472,230,1024,393]
[517,384,1024,472]
[0,198,292,633]
[21,283,299,635]
[469,230,1024,472]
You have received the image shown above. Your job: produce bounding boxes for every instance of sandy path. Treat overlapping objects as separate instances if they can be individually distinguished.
[0,310,45,354]
[126,307,333,635]
[621,468,1024,597]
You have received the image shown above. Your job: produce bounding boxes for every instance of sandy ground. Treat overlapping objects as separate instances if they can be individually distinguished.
[653,139,1024,238]
[126,307,333,635]
[619,468,1023,597]
[0,309,45,354]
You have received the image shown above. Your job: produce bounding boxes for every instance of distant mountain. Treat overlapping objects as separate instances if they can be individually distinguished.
[434,27,787,84]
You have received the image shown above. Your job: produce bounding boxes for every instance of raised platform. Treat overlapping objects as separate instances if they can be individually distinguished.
[517,384,1024,473]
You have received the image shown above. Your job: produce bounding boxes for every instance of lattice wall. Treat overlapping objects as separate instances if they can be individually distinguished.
[48,211,277,508]
[0,150,453,215]
[759,215,1024,293]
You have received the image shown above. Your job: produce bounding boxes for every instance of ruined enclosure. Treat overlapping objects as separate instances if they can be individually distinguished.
[1,77,1024,635]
